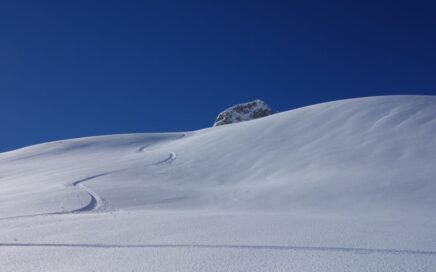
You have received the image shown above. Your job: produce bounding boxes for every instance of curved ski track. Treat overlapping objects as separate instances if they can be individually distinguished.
[70,173,108,212]
[138,133,186,165]
[0,173,109,221]
[153,151,177,165]
[0,133,187,221]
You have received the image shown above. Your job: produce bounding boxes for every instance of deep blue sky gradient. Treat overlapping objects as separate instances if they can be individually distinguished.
[1,0,435,152]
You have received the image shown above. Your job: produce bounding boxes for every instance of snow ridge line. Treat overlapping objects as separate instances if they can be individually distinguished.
[0,242,435,256]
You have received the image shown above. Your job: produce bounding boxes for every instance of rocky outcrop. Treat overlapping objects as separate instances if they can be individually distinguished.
[213,99,273,126]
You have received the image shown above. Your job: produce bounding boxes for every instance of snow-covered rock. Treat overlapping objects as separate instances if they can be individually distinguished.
[213,99,273,126]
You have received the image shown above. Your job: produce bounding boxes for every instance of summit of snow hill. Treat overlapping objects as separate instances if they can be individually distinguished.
[1,95,436,272]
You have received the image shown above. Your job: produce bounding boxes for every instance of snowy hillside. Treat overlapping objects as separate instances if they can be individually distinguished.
[1,96,436,271]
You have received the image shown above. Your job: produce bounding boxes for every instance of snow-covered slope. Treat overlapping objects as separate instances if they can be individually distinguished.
[1,96,436,271]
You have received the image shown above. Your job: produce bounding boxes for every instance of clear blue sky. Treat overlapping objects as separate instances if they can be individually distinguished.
[1,0,435,152]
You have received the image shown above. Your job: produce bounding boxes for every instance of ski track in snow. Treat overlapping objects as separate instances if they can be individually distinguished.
[138,146,177,165]
[153,151,177,165]
[137,145,150,152]
[0,242,434,256]
[0,173,109,221]
[70,173,108,212]
[138,133,185,165]
[0,134,187,221]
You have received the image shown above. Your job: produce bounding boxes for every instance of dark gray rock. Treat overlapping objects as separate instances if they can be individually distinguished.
[213,99,273,126]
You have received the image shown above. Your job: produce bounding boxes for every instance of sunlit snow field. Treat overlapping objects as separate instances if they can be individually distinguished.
[1,96,435,271]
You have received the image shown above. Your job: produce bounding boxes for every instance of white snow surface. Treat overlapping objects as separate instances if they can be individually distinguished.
[1,95,436,271]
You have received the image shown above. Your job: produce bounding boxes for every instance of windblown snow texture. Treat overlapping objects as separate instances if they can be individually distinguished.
[1,96,436,272]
